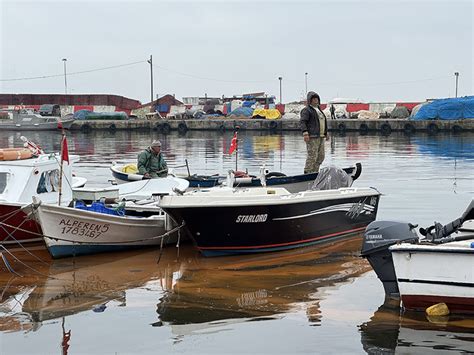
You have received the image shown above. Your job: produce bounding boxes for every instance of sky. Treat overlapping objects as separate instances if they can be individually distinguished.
[0,0,472,104]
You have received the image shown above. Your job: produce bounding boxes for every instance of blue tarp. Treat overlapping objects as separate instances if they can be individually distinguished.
[412,96,474,120]
[228,107,253,117]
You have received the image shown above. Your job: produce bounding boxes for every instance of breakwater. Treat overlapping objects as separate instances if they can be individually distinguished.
[70,118,474,134]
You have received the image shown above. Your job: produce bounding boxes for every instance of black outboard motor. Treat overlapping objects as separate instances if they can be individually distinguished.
[360,221,418,298]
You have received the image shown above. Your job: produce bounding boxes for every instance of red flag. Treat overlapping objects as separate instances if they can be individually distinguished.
[228,132,238,155]
[61,135,69,164]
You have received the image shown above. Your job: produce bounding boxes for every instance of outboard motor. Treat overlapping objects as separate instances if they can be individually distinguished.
[360,221,418,298]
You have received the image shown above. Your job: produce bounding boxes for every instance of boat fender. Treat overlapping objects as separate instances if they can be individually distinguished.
[219,124,226,133]
[426,303,449,316]
[427,123,439,135]
[452,125,462,133]
[81,123,92,133]
[161,122,171,134]
[338,122,346,132]
[404,123,415,134]
[380,123,392,135]
[154,123,161,132]
[109,123,117,132]
[269,120,278,130]
[359,123,369,134]
[177,122,188,134]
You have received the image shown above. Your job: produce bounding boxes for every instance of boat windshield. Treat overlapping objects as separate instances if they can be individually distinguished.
[0,172,9,193]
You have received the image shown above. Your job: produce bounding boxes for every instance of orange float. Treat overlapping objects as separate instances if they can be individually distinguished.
[0,148,33,161]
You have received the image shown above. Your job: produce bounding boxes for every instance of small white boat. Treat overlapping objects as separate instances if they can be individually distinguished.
[34,201,174,258]
[0,108,74,131]
[361,201,474,314]
[35,177,190,258]
[0,137,85,245]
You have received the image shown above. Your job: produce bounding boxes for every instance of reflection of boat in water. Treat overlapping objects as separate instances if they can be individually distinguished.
[0,247,184,331]
[155,236,371,334]
[359,299,474,354]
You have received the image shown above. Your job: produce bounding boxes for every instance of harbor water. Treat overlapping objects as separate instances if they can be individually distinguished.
[0,130,473,354]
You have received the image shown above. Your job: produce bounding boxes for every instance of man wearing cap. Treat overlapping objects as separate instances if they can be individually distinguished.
[137,140,168,178]
[300,91,329,174]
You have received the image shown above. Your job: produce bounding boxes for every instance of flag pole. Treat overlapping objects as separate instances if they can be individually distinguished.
[58,132,64,206]
[58,121,66,206]
[235,135,238,171]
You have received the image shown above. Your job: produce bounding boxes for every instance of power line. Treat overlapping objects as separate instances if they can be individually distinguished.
[0,60,145,82]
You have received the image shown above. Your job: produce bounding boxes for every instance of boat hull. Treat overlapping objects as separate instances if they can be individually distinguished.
[36,203,168,258]
[0,203,43,244]
[162,191,380,256]
[391,245,474,313]
[0,118,74,131]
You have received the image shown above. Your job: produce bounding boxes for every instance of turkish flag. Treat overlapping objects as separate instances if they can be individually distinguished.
[61,134,69,164]
[228,132,238,155]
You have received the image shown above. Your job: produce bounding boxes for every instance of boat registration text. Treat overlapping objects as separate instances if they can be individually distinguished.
[236,214,268,223]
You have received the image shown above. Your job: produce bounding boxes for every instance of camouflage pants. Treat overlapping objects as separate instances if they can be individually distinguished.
[304,137,325,174]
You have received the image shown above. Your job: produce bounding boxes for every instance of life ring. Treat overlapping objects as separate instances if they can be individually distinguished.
[427,123,439,135]
[404,123,415,134]
[359,123,369,134]
[269,120,278,131]
[177,122,188,134]
[13,105,22,112]
[452,125,462,133]
[219,124,226,133]
[380,123,392,135]
[81,123,92,133]
[108,123,117,132]
[160,122,171,134]
[0,148,33,161]
[338,123,346,133]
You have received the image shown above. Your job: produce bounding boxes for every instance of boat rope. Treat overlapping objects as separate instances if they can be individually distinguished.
[0,251,20,276]
[0,245,53,278]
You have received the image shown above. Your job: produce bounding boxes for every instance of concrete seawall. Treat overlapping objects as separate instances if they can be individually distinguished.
[70,118,474,134]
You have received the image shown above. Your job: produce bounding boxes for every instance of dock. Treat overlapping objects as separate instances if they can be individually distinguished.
[70,118,474,134]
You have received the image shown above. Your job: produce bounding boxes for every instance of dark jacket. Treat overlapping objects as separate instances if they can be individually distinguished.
[300,91,328,137]
[137,147,168,177]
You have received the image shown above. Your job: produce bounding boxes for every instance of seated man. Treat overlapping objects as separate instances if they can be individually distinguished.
[137,140,168,178]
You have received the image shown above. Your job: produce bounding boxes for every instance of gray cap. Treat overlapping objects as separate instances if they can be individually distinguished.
[151,140,162,147]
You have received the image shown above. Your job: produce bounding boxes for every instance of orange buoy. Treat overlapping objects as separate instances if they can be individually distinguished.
[0,148,33,161]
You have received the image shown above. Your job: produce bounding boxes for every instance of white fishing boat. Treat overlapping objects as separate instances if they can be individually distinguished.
[34,202,171,258]
[0,137,85,245]
[34,177,190,258]
[0,108,74,131]
[361,200,474,314]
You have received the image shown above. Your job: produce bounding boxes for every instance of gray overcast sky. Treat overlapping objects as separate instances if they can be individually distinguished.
[1,0,472,104]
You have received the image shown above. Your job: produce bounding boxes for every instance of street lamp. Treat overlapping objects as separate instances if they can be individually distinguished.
[62,58,67,94]
[454,72,459,98]
[147,55,154,103]
[278,76,282,104]
[305,72,308,96]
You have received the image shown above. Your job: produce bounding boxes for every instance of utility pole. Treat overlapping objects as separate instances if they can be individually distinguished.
[62,58,67,94]
[454,72,459,98]
[278,77,282,104]
[147,55,154,103]
[305,72,308,96]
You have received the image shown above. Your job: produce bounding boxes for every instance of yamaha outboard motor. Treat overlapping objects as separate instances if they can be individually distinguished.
[360,221,418,298]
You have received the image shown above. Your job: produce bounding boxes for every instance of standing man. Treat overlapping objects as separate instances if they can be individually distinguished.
[300,91,329,174]
[330,104,336,120]
[137,140,168,178]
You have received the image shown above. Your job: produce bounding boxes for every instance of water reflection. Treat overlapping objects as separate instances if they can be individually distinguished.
[155,237,369,334]
[0,236,368,335]
[0,247,183,332]
[359,299,474,354]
